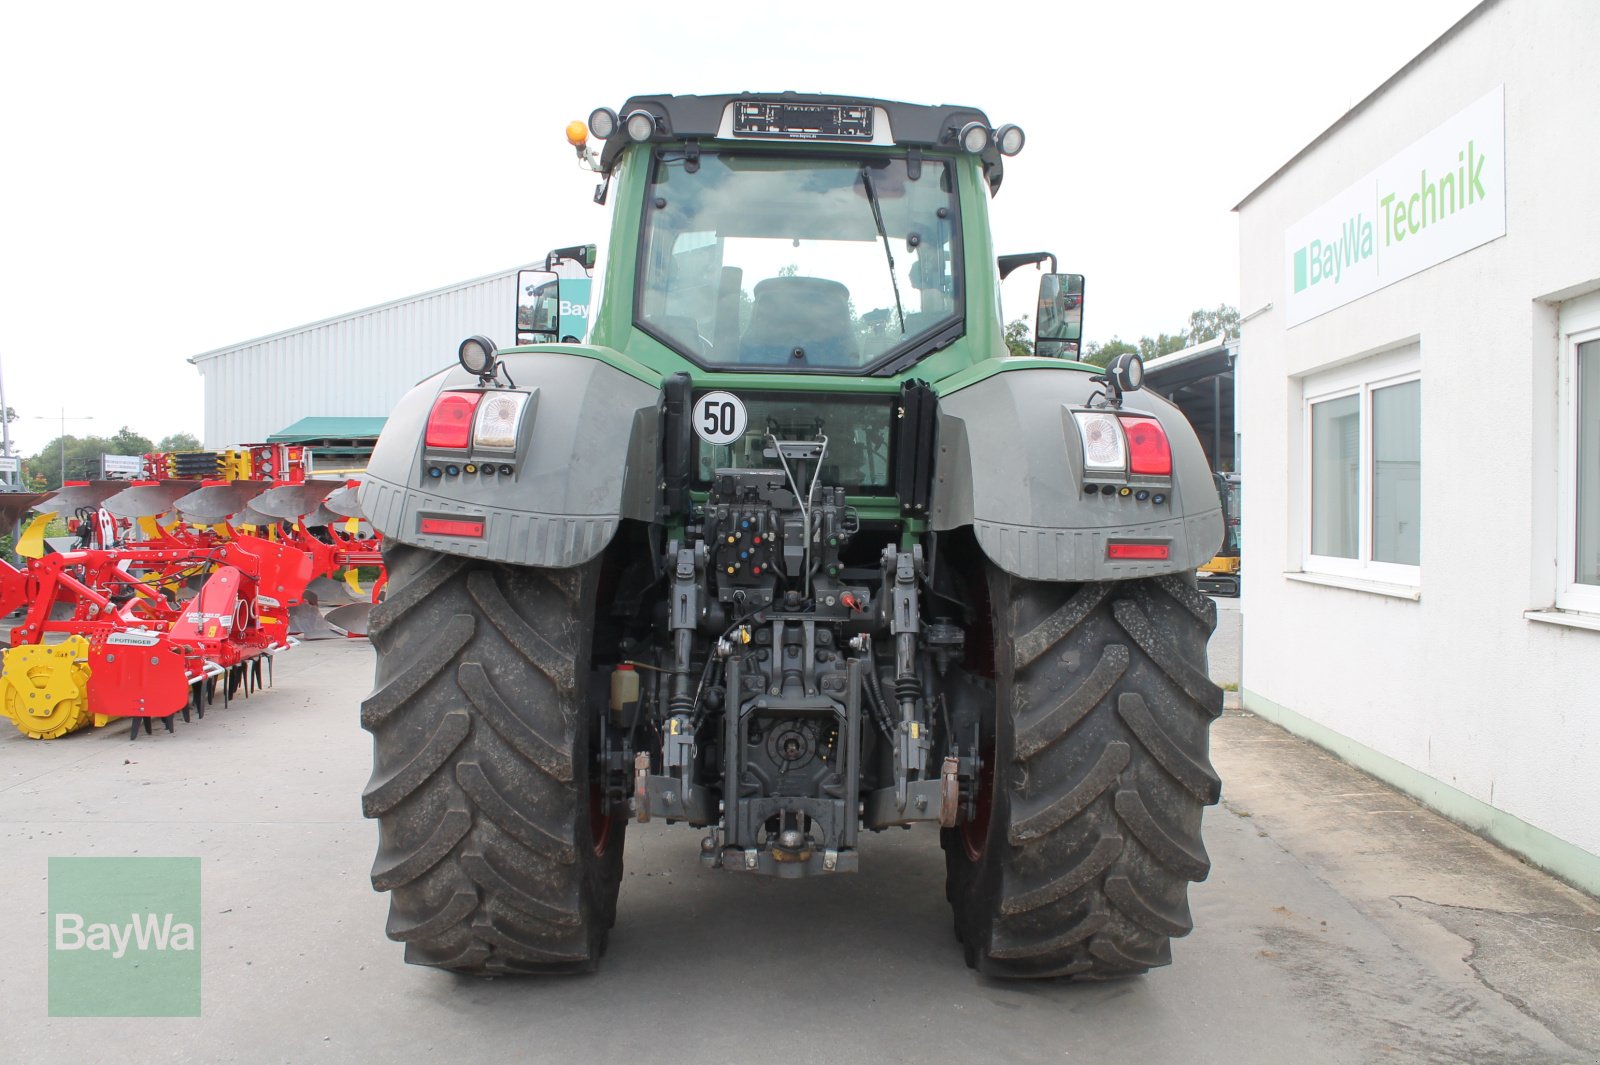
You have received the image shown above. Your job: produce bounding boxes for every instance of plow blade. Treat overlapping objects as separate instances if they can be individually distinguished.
[101,480,202,520]
[250,480,344,522]
[323,602,371,636]
[307,576,361,604]
[174,482,270,525]
[287,603,344,640]
[0,492,51,529]
[36,481,126,515]
[236,505,279,528]
[322,482,366,520]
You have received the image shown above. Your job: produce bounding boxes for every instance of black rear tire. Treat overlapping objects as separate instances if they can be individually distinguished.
[943,569,1222,978]
[361,543,625,974]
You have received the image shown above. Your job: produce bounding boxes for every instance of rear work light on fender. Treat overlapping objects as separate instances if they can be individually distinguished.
[425,392,483,449]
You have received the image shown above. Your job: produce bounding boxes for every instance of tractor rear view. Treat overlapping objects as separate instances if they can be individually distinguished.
[358,93,1226,978]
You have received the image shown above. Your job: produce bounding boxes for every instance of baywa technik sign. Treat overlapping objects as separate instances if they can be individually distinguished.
[1284,85,1505,327]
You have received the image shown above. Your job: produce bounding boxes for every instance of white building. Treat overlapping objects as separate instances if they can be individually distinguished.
[189,265,533,447]
[1235,0,1600,895]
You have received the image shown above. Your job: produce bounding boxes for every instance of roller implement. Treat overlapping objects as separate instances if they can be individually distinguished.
[359,93,1226,979]
[0,450,384,739]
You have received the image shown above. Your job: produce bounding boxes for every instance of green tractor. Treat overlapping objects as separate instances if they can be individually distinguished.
[357,93,1225,979]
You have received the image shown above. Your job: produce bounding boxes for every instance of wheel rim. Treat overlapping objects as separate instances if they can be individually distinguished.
[589,781,614,857]
[961,743,995,862]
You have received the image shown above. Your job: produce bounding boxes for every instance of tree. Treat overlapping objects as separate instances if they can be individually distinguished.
[1083,337,1138,368]
[1003,316,1033,358]
[157,432,202,452]
[1138,332,1191,362]
[1185,304,1240,346]
[109,426,154,457]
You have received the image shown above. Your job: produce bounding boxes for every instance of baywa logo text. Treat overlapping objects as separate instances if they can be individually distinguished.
[55,912,197,958]
[48,856,202,1017]
[1294,138,1490,294]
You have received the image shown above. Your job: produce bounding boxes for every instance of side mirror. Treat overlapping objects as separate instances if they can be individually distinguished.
[1034,273,1085,357]
[517,269,560,345]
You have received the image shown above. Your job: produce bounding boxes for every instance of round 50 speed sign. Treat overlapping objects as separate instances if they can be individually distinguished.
[692,391,747,445]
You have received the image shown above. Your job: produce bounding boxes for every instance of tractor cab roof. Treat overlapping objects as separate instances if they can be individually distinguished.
[596,92,1009,192]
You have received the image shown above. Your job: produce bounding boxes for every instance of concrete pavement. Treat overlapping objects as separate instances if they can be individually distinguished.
[1,634,1595,1065]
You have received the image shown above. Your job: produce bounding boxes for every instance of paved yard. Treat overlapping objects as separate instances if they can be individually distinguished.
[0,634,1594,1065]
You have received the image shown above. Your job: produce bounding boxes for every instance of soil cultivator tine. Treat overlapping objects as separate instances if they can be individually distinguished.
[160,714,175,733]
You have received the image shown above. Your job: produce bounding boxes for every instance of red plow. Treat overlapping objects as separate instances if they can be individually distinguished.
[0,448,383,739]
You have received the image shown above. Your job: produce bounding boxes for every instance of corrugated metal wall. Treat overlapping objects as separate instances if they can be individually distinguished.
[194,269,524,447]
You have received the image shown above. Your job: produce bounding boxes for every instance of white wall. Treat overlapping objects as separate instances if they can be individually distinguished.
[1237,0,1600,864]
[193,270,520,447]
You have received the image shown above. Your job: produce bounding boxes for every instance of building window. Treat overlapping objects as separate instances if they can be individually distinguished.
[1558,296,1600,614]
[1304,359,1421,582]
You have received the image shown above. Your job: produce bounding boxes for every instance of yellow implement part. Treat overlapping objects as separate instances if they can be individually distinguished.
[344,517,360,535]
[1,637,94,740]
[17,512,53,560]
[1197,555,1241,575]
[137,515,164,539]
[343,568,366,598]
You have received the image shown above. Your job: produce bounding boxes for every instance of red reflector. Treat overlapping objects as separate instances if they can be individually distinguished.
[64,480,89,487]
[1118,415,1172,476]
[425,392,483,449]
[420,517,485,538]
[1107,542,1170,561]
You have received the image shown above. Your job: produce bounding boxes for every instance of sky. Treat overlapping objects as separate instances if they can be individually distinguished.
[0,0,1481,458]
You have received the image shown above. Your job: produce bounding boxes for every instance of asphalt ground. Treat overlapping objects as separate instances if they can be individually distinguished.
[1,612,1596,1065]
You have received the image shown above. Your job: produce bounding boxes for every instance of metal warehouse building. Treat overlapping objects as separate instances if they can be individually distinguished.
[1235,0,1600,894]
[189,264,533,448]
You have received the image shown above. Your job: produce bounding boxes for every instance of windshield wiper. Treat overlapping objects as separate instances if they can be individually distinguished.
[859,165,906,335]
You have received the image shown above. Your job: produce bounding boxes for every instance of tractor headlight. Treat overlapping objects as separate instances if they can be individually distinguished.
[458,335,497,377]
[588,107,618,140]
[958,121,990,154]
[995,124,1025,157]
[473,391,530,451]
[1073,411,1127,473]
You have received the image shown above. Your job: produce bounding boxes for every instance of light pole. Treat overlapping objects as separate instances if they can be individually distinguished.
[32,409,94,487]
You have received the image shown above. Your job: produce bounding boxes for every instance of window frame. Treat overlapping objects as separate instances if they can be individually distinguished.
[1557,306,1600,615]
[1302,361,1422,585]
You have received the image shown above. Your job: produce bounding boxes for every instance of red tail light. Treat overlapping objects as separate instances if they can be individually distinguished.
[1107,542,1170,560]
[425,392,482,449]
[1118,415,1172,476]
